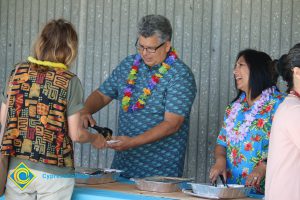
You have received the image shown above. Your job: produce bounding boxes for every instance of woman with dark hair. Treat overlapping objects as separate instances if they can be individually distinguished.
[265,43,300,200]
[0,19,106,199]
[209,49,285,193]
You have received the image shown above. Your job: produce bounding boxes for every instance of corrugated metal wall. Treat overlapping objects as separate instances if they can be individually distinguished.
[0,0,299,182]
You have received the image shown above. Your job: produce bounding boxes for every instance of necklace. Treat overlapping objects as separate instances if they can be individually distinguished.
[121,47,178,112]
[225,86,276,144]
[28,56,68,70]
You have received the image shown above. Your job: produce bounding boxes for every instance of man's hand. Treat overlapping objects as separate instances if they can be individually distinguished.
[91,134,107,149]
[80,109,96,128]
[82,90,112,128]
[107,136,135,151]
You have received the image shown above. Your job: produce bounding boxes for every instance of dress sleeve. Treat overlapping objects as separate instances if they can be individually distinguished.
[216,106,230,148]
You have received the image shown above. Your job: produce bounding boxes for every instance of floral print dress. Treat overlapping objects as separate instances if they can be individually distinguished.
[217,87,285,185]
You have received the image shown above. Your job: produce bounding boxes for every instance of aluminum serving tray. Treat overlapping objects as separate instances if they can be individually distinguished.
[188,183,251,199]
[75,167,121,185]
[132,176,194,193]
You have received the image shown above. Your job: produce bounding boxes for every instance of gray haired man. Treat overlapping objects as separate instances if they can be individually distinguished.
[81,14,196,178]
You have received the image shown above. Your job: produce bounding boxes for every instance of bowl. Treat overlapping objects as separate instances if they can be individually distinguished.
[189,183,251,199]
[75,167,121,185]
[132,176,194,193]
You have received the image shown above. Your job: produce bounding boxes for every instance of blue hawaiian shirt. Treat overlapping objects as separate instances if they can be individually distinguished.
[99,53,196,178]
[216,88,285,185]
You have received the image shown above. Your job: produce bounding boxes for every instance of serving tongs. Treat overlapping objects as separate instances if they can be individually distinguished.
[219,174,229,188]
[212,175,229,188]
[89,169,106,175]
[89,124,113,140]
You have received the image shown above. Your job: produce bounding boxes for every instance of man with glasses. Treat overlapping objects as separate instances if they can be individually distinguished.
[81,14,196,178]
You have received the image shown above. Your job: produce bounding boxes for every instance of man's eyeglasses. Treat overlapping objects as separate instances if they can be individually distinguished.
[135,40,165,53]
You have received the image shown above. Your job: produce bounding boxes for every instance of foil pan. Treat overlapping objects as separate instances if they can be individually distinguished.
[132,176,194,193]
[75,167,121,185]
[188,183,251,199]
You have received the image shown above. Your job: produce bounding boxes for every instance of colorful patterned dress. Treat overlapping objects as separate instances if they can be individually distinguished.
[217,87,285,185]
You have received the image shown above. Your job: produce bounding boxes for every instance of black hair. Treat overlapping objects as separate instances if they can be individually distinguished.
[275,43,300,92]
[232,49,274,102]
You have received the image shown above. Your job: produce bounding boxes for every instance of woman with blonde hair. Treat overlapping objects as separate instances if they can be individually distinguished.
[1,19,106,200]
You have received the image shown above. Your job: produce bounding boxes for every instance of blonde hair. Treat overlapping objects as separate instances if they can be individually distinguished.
[32,19,78,70]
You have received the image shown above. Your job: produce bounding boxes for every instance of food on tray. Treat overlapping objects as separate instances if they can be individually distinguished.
[75,167,122,185]
[132,176,194,193]
[187,183,251,199]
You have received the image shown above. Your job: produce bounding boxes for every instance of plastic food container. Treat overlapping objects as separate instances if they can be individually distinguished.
[132,176,194,193]
[75,167,121,185]
[186,183,251,199]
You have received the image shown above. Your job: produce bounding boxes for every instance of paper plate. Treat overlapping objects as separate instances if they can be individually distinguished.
[182,189,220,199]
[107,140,120,145]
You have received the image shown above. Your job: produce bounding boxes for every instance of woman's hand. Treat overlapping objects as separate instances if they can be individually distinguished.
[91,134,107,149]
[209,157,227,183]
[245,163,266,187]
[210,145,227,183]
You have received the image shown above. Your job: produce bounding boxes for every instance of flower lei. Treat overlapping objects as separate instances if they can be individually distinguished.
[28,56,68,70]
[121,47,178,112]
[225,86,276,144]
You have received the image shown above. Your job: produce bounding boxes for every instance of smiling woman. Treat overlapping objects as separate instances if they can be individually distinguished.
[233,56,250,96]
[209,49,285,194]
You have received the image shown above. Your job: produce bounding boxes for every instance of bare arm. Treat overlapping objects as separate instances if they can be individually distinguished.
[81,90,112,127]
[209,144,227,182]
[108,112,184,151]
[0,102,7,125]
[84,90,112,114]
[68,111,106,148]
[214,144,227,162]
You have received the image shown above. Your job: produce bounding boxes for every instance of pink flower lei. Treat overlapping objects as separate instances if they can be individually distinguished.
[225,86,276,144]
